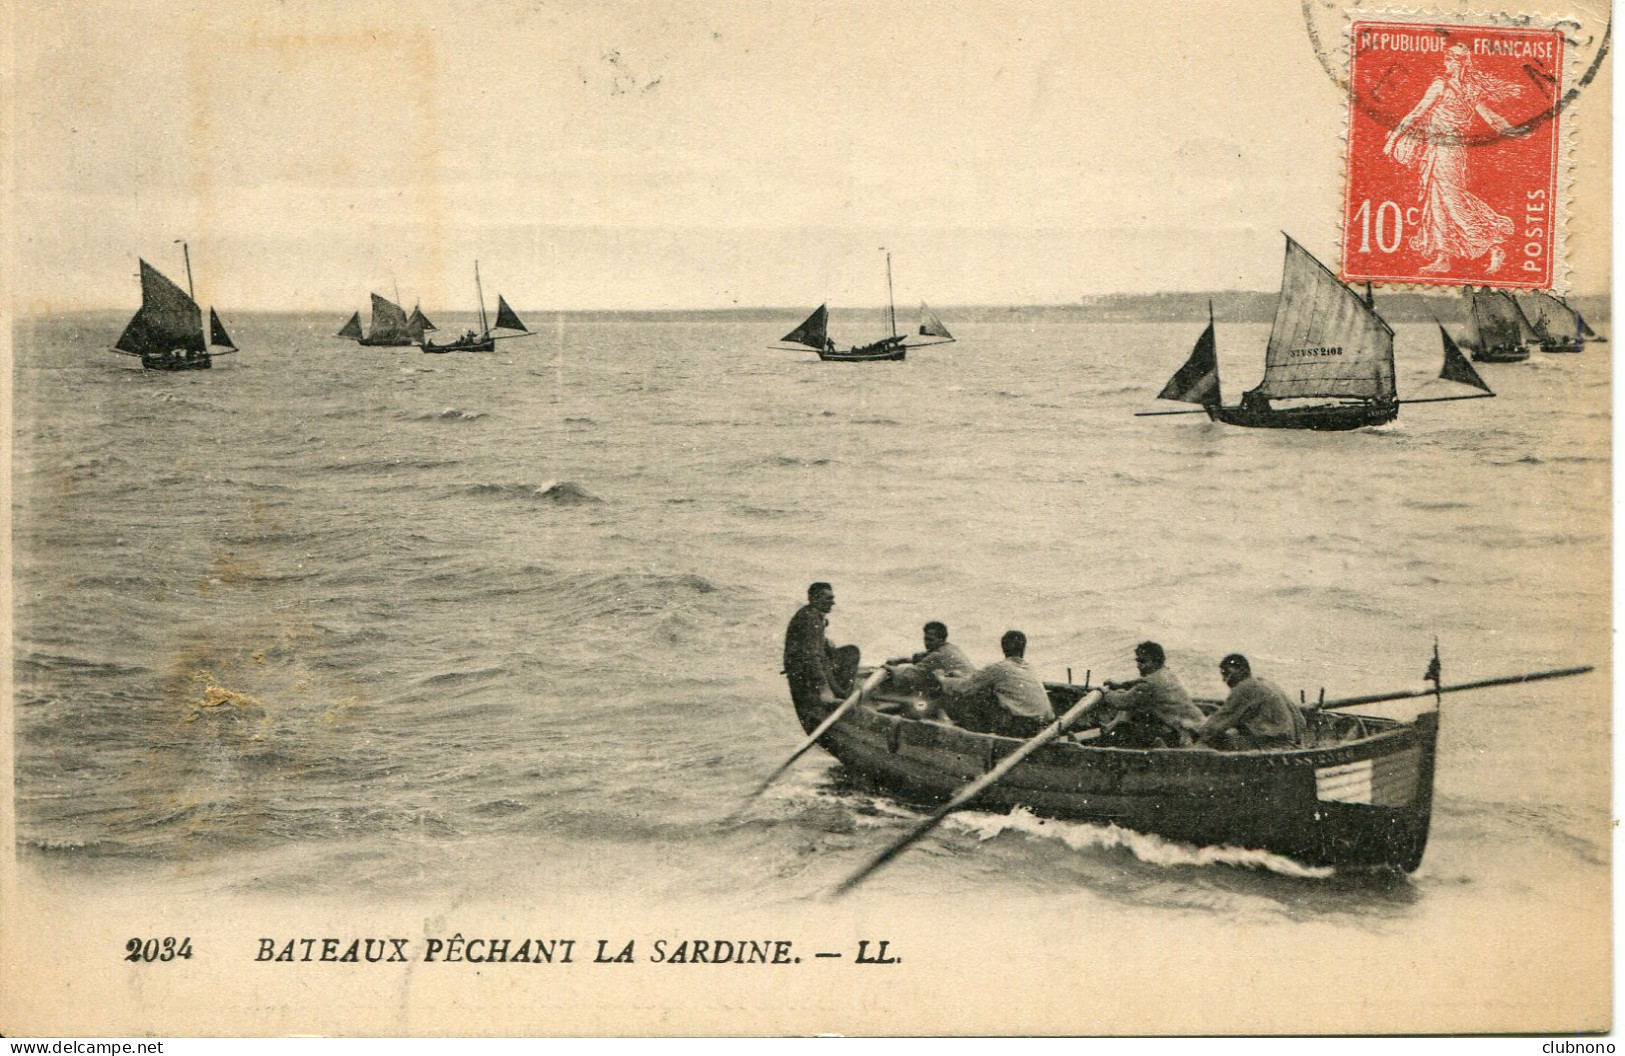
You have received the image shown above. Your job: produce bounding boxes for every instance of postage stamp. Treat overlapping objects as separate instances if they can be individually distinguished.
[1340,19,1566,290]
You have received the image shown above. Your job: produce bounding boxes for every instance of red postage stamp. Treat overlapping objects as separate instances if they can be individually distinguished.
[1340,20,1565,290]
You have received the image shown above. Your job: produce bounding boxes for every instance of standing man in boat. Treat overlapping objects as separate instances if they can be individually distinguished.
[933,630,1055,738]
[783,582,859,709]
[1196,654,1307,750]
[1086,641,1204,747]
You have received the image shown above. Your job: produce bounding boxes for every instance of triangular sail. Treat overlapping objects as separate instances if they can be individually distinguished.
[115,260,205,356]
[493,295,528,333]
[1506,293,1539,343]
[409,305,437,332]
[917,302,954,342]
[1521,291,1578,344]
[780,305,829,349]
[336,311,364,340]
[1158,318,1221,406]
[368,293,413,343]
[1438,325,1492,394]
[1576,311,1601,339]
[209,307,235,350]
[1257,237,1394,401]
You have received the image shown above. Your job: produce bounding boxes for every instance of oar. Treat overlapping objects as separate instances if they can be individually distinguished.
[1315,665,1592,710]
[835,689,1103,896]
[735,668,889,810]
[1133,408,1212,416]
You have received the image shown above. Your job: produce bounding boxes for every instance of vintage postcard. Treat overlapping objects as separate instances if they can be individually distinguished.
[1,0,1612,1038]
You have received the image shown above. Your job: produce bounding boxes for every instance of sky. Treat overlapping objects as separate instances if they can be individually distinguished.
[8,0,1612,312]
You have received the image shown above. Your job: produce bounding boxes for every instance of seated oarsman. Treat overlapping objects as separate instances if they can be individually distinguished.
[1196,654,1307,750]
[933,630,1055,738]
[782,581,860,709]
[1084,641,1204,748]
[879,621,976,720]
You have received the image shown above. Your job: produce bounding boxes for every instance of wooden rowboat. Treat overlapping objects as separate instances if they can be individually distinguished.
[793,672,1439,873]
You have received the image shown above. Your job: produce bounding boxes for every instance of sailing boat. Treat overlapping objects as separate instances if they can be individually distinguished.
[420,262,533,353]
[1144,235,1493,430]
[775,252,955,362]
[111,244,237,371]
[1517,290,1586,353]
[336,294,425,347]
[1462,289,1534,362]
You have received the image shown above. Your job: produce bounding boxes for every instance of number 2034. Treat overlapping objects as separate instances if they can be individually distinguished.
[125,937,194,962]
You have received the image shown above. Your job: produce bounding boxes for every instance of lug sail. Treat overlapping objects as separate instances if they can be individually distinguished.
[115,260,205,356]
[1520,291,1579,345]
[917,302,954,342]
[1159,316,1221,406]
[409,305,437,332]
[1256,237,1394,401]
[781,305,829,349]
[209,308,236,350]
[368,293,414,343]
[336,312,364,340]
[1472,291,1529,351]
[1438,326,1493,394]
[493,295,528,333]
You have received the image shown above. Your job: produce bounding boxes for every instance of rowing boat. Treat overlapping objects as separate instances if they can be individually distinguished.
[792,671,1439,872]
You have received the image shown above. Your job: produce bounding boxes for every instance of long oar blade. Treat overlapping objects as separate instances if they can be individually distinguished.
[737,668,889,811]
[835,689,1102,896]
[1319,665,1593,711]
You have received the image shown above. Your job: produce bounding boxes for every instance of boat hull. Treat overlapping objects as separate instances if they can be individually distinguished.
[1206,401,1398,431]
[818,344,906,363]
[421,337,497,354]
[1469,345,1531,363]
[357,336,417,347]
[1538,340,1583,354]
[140,352,212,371]
[793,688,1438,873]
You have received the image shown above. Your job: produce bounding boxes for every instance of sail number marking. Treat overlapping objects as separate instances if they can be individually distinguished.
[1350,199,1417,255]
[1288,346,1345,358]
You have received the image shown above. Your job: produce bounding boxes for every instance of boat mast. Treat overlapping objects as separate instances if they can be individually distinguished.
[175,240,194,299]
[475,260,489,336]
[885,250,897,339]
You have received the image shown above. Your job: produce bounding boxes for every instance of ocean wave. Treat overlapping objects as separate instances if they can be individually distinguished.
[460,481,603,505]
[771,456,835,467]
[321,457,462,474]
[413,408,487,422]
[945,808,1334,878]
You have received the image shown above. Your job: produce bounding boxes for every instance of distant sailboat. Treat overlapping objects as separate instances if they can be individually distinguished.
[337,294,425,347]
[1142,235,1492,430]
[1463,289,1534,362]
[111,244,237,371]
[775,252,955,362]
[1518,290,1586,353]
[420,262,533,354]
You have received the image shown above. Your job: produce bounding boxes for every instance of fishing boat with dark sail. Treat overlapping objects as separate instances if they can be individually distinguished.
[110,244,237,371]
[1518,290,1587,353]
[775,253,955,362]
[1463,289,1534,362]
[1143,235,1493,430]
[760,655,1591,879]
[420,262,533,354]
[336,294,431,347]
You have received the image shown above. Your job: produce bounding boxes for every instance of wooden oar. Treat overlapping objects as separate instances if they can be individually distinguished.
[1133,408,1211,416]
[835,689,1103,896]
[735,668,889,811]
[1315,665,1592,711]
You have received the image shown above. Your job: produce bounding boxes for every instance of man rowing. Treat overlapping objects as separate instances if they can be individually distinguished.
[933,630,1055,738]
[1196,654,1307,750]
[1084,641,1204,747]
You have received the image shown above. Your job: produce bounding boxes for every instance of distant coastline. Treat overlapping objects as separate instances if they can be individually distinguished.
[17,291,1610,326]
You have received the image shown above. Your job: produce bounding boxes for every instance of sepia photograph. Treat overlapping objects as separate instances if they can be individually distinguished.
[1,0,1613,1038]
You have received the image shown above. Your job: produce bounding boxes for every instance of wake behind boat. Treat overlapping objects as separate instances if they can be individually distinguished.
[110,243,237,371]
[420,262,534,354]
[774,252,955,363]
[1143,235,1493,429]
